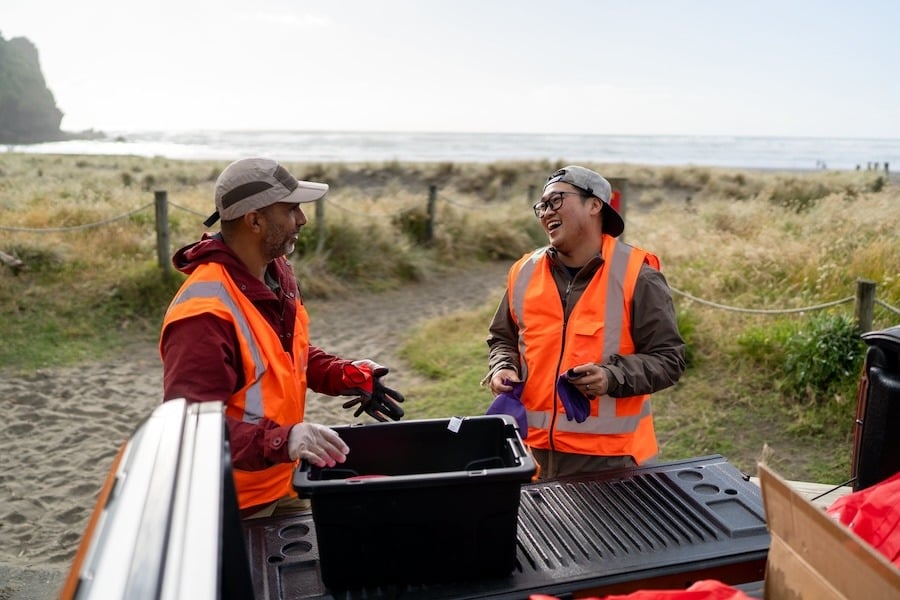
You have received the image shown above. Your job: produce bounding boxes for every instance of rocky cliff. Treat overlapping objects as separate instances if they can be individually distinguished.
[0,33,65,144]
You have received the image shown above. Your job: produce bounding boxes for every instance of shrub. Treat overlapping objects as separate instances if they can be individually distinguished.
[735,314,865,403]
[763,177,832,213]
[781,313,866,401]
[470,225,534,261]
[392,207,431,245]
[293,218,424,290]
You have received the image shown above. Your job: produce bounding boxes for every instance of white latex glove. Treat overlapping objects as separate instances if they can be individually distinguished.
[288,423,349,467]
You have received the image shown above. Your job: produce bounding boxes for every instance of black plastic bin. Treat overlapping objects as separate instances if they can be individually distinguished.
[852,324,900,491]
[293,415,535,589]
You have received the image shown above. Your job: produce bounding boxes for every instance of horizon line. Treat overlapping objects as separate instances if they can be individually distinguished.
[59,128,900,142]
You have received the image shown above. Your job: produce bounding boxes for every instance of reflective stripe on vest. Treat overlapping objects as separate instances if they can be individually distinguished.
[509,247,547,383]
[161,262,309,509]
[509,235,658,462]
[525,397,652,433]
[166,280,266,422]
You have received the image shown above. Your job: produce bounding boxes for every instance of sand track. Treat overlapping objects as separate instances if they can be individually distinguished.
[0,260,510,599]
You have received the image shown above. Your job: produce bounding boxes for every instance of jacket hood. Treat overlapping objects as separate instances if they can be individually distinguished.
[172,233,300,303]
[172,233,243,275]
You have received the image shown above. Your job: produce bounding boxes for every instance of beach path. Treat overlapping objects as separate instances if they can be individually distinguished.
[0,259,510,600]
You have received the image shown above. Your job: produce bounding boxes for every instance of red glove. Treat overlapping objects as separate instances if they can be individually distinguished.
[340,360,405,422]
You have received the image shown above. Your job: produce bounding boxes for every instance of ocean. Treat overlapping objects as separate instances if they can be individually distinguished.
[6,130,900,172]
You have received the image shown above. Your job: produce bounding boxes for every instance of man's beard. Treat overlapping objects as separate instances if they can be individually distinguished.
[263,224,296,260]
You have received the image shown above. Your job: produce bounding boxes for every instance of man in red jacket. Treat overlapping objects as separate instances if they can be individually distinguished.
[160,157,404,518]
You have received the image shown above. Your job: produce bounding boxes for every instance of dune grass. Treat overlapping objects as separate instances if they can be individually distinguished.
[395,170,898,483]
[1,153,897,483]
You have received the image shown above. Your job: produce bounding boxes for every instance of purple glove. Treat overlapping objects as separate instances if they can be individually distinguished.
[556,372,591,423]
[486,379,527,439]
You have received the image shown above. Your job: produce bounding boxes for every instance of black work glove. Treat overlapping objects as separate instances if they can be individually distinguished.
[340,360,405,422]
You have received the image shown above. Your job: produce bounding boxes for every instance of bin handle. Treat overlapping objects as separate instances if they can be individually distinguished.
[507,437,525,464]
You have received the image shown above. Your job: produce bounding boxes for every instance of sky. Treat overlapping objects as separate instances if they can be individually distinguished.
[3,0,900,138]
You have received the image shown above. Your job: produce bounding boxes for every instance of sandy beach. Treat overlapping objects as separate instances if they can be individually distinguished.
[0,261,509,600]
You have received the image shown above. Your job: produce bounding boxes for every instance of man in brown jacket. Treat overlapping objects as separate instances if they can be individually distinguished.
[484,165,685,479]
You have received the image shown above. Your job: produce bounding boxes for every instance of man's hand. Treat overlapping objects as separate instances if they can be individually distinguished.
[288,423,349,466]
[486,378,528,439]
[489,368,520,396]
[340,360,405,422]
[566,364,610,397]
[555,364,612,423]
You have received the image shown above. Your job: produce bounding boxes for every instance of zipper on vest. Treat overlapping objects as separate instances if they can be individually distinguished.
[550,279,579,451]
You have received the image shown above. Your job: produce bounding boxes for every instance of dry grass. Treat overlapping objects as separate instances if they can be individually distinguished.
[2,153,898,482]
[3,153,896,341]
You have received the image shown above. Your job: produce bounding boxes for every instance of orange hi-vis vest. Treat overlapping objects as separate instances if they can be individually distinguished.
[508,234,661,464]
[160,262,309,509]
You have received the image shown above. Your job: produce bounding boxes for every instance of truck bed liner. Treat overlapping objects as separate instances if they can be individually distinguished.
[245,455,769,599]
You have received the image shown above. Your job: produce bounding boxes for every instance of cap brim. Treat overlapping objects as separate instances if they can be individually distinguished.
[285,181,329,204]
[602,203,625,237]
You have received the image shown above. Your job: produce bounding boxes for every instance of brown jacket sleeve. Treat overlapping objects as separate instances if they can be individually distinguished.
[483,289,521,386]
[602,266,686,397]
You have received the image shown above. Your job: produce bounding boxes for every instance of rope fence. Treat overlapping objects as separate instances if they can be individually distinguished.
[1,187,898,330]
[167,200,208,218]
[0,202,155,233]
[669,287,856,315]
[876,299,900,317]
[323,197,408,218]
[438,192,487,210]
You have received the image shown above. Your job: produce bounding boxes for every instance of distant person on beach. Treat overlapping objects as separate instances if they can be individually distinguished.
[483,165,685,479]
[160,157,405,519]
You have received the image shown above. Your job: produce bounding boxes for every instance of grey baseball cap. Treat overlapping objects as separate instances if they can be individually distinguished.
[543,165,624,237]
[203,157,328,227]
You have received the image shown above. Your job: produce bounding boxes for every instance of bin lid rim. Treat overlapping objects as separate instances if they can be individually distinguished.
[862,325,900,349]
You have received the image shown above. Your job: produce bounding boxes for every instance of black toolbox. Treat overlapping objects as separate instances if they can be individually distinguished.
[292,415,536,588]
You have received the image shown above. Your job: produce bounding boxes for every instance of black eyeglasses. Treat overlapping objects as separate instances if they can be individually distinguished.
[532,191,581,217]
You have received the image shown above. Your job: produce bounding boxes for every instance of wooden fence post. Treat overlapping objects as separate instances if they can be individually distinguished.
[315,196,326,254]
[855,278,876,333]
[154,190,171,281]
[427,185,437,244]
